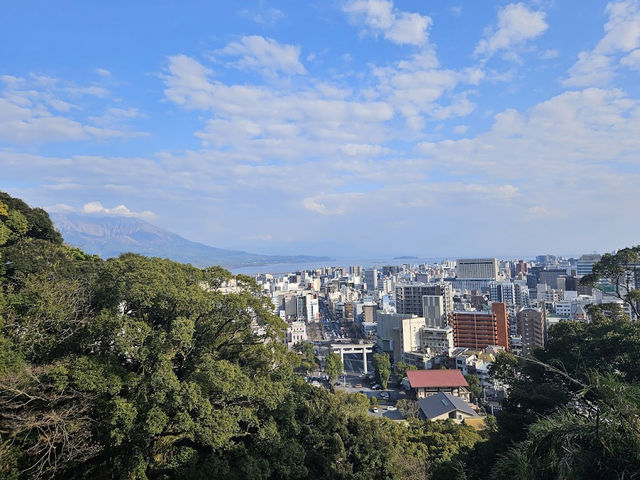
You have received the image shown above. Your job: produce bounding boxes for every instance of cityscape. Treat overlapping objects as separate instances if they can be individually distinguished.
[2,0,640,478]
[252,254,620,417]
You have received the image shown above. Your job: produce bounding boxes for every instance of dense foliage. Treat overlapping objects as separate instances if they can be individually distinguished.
[0,193,483,480]
[463,304,640,479]
[3,192,637,479]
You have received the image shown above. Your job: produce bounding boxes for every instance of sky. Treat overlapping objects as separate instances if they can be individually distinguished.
[1,0,640,258]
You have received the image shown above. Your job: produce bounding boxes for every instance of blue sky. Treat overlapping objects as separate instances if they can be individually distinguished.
[1,0,640,258]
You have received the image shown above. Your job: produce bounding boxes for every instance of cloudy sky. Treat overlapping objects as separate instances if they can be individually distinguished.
[1,0,640,258]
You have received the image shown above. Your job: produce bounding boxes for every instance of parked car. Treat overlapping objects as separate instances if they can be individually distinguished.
[386,405,397,411]
[371,384,381,390]
[372,407,379,413]
[380,392,390,399]
[355,384,362,388]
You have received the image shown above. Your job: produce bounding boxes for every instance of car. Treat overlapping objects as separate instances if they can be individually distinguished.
[371,384,381,390]
[372,407,379,413]
[355,384,363,388]
[386,405,397,411]
[334,382,341,386]
[380,392,390,399]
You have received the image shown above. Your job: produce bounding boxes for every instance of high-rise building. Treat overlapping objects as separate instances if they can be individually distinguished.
[363,303,376,323]
[516,308,546,356]
[422,295,446,328]
[449,302,509,350]
[392,317,426,363]
[396,283,453,318]
[364,268,378,292]
[456,258,499,280]
[490,281,530,308]
[376,312,416,353]
[576,254,602,276]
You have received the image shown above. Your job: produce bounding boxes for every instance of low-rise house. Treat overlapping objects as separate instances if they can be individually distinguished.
[406,369,470,401]
[417,392,480,424]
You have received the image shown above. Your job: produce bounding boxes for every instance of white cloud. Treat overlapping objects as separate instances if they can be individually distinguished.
[215,36,305,76]
[241,6,284,26]
[82,201,155,218]
[0,74,143,143]
[95,68,112,78]
[303,193,365,215]
[341,143,388,156]
[565,0,640,86]
[621,48,640,68]
[540,49,560,60]
[454,125,468,134]
[343,0,432,46]
[474,3,548,60]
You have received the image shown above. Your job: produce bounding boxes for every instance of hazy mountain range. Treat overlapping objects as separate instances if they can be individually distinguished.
[50,213,330,268]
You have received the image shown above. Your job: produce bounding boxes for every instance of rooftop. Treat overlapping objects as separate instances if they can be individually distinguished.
[406,369,469,388]
[417,392,478,419]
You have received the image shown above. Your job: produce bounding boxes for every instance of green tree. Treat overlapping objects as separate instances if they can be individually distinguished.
[294,341,318,374]
[325,352,343,382]
[373,353,391,389]
[394,361,416,379]
[582,246,640,319]
[465,374,483,402]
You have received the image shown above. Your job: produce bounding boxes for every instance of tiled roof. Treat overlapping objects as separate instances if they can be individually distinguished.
[418,392,478,419]
[406,369,469,388]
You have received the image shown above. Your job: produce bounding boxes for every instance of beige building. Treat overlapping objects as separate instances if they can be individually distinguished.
[392,316,426,363]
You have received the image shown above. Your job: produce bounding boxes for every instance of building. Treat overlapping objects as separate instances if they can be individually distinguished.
[363,303,376,324]
[395,283,453,318]
[392,317,426,363]
[376,311,416,353]
[577,254,601,276]
[417,392,480,423]
[449,302,509,350]
[423,295,446,328]
[490,281,530,308]
[364,268,378,292]
[516,308,546,356]
[456,258,499,280]
[286,321,307,348]
[406,369,470,401]
[421,326,454,355]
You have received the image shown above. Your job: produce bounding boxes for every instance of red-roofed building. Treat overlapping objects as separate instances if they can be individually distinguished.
[406,369,470,401]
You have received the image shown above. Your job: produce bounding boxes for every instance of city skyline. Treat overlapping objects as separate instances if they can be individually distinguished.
[2,1,640,257]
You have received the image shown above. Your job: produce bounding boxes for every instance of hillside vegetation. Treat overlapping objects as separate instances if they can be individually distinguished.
[1,191,639,479]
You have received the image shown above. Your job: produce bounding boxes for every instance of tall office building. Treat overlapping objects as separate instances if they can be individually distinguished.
[422,295,446,328]
[456,258,499,280]
[396,283,453,318]
[364,268,378,292]
[490,281,530,308]
[449,302,509,350]
[516,308,546,357]
[576,254,601,276]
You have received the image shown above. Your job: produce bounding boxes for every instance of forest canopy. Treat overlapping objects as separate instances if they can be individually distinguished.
[1,192,639,480]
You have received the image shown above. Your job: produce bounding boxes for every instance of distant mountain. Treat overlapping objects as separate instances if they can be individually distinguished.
[50,213,330,268]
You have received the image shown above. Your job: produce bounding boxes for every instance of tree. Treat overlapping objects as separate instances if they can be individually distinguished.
[582,246,640,319]
[465,374,483,402]
[294,341,318,374]
[394,361,416,379]
[373,353,391,389]
[325,352,343,382]
[396,399,420,419]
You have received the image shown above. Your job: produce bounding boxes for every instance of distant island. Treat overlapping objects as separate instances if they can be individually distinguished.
[50,212,330,269]
[393,255,419,260]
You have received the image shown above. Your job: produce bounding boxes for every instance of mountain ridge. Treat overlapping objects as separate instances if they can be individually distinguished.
[50,212,330,268]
